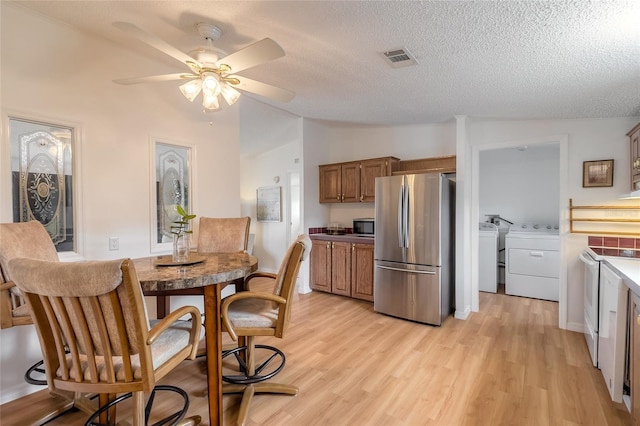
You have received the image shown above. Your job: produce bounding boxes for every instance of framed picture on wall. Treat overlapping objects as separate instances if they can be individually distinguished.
[257,186,281,222]
[583,159,614,188]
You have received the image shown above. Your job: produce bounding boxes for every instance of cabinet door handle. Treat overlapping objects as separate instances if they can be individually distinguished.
[341,194,345,201]
[360,194,363,201]
[336,195,340,201]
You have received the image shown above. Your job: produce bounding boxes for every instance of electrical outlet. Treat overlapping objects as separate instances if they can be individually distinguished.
[621,249,634,258]
[109,237,119,251]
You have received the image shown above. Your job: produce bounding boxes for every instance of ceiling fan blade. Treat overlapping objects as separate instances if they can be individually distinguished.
[217,38,285,73]
[113,73,197,85]
[231,76,295,102]
[113,22,201,68]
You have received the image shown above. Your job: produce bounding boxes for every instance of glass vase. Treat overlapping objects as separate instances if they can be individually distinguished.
[172,233,190,263]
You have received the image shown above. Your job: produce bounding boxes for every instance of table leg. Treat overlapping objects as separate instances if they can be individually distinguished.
[203,285,223,426]
[156,295,170,319]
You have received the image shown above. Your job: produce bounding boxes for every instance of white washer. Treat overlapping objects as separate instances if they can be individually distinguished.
[505,223,560,301]
[479,222,498,293]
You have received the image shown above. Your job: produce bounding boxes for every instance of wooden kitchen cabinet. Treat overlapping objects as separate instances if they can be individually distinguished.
[319,156,398,203]
[309,240,332,293]
[309,238,374,302]
[319,162,360,203]
[351,243,374,301]
[331,242,351,296]
[628,122,640,192]
[632,292,640,424]
[360,158,396,202]
[310,240,351,296]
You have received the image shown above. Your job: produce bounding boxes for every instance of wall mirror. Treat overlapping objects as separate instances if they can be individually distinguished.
[150,137,194,253]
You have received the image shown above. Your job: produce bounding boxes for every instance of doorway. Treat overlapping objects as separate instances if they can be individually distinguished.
[471,135,569,328]
[287,171,301,245]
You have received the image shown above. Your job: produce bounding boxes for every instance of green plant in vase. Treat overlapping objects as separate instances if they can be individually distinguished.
[171,205,196,262]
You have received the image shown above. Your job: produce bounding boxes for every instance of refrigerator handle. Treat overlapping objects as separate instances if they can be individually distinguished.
[404,180,410,248]
[376,265,436,275]
[398,181,404,248]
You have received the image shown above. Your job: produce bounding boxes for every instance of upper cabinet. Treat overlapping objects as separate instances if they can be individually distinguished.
[393,155,456,176]
[629,122,640,192]
[319,157,399,203]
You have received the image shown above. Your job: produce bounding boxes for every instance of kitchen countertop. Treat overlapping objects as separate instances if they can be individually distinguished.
[586,247,640,296]
[309,233,374,244]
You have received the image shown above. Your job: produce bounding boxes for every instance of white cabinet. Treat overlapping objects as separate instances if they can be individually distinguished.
[598,263,628,403]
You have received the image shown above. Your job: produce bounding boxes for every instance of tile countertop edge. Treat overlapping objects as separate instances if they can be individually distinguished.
[587,247,640,296]
[310,233,374,244]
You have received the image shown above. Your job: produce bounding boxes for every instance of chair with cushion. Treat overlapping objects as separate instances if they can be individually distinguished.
[0,221,58,330]
[0,221,62,388]
[197,216,251,254]
[8,257,202,426]
[221,235,311,426]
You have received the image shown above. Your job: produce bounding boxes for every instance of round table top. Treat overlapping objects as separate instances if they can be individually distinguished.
[133,252,258,292]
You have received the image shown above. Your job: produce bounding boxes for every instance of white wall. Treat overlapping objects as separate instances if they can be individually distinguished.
[309,121,457,226]
[299,116,639,330]
[239,98,302,273]
[479,144,560,224]
[0,3,242,403]
[469,117,639,331]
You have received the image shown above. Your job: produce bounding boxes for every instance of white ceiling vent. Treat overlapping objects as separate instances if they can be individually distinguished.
[380,47,418,68]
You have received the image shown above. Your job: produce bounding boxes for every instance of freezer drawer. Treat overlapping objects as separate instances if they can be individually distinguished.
[374,261,445,325]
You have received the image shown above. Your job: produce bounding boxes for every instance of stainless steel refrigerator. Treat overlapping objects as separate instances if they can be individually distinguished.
[374,173,455,325]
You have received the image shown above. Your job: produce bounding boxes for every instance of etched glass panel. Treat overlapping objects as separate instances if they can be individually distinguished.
[10,118,74,252]
[154,142,190,245]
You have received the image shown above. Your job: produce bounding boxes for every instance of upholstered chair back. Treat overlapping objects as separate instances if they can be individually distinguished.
[8,258,158,392]
[0,221,58,283]
[197,217,250,253]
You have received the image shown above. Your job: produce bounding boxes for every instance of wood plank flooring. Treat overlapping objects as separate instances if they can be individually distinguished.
[0,290,633,425]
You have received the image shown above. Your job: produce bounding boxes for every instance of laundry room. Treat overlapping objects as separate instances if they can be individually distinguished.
[478,143,561,297]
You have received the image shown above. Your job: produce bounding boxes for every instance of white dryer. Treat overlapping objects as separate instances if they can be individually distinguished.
[505,223,560,301]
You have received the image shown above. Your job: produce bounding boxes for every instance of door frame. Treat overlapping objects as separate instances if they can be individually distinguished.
[470,134,569,329]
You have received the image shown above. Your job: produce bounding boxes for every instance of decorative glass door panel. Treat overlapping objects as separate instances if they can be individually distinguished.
[10,118,74,252]
[150,138,193,253]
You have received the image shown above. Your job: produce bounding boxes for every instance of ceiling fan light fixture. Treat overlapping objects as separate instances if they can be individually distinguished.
[220,83,241,105]
[202,88,220,110]
[179,79,202,102]
[202,72,221,95]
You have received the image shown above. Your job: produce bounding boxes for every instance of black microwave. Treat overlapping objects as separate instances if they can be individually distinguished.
[353,218,375,235]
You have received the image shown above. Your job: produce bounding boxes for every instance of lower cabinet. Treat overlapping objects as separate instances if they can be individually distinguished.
[310,239,374,302]
[632,292,640,423]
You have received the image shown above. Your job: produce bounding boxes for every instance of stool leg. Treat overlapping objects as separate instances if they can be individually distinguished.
[132,391,145,426]
[98,393,117,425]
[237,385,256,426]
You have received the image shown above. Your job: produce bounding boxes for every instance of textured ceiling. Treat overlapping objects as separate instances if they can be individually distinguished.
[8,0,640,125]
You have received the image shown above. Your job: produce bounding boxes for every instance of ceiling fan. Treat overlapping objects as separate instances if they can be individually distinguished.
[112,21,295,111]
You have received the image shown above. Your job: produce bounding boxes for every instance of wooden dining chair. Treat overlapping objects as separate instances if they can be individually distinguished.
[220,234,311,426]
[197,216,251,253]
[0,221,59,330]
[8,257,203,426]
[0,220,67,393]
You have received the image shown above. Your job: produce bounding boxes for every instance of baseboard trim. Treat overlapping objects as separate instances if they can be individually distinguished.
[454,305,471,320]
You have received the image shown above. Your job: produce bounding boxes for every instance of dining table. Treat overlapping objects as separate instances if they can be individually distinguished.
[133,252,259,426]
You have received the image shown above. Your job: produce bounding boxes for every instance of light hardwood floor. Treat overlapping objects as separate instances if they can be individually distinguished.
[1,290,633,425]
